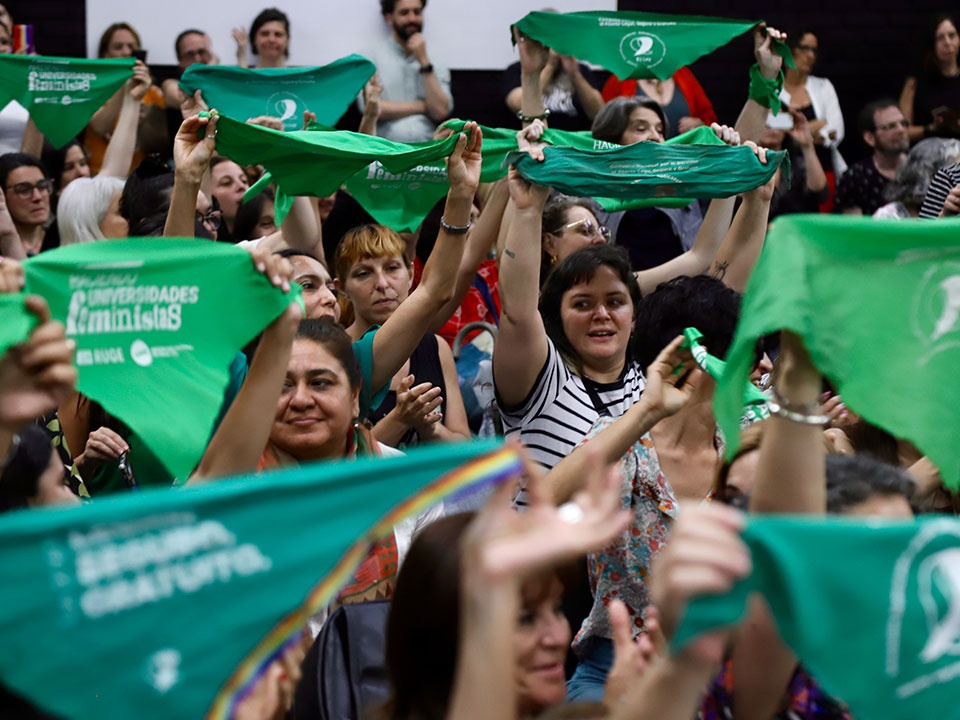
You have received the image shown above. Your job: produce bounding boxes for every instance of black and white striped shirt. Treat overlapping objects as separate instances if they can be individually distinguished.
[498,339,645,506]
[919,162,960,218]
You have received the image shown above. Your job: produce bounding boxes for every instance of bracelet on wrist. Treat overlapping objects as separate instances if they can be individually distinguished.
[767,388,830,426]
[439,216,471,235]
[517,109,550,123]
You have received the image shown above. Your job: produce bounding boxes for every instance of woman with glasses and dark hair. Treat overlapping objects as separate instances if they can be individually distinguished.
[774,30,846,208]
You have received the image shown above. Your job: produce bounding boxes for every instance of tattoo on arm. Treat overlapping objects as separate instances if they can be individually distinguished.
[503,248,517,259]
[712,260,728,280]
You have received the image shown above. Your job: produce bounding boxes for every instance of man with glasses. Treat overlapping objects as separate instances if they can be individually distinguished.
[0,153,52,257]
[162,29,217,108]
[835,99,909,215]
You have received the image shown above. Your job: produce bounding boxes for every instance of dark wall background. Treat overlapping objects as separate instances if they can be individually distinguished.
[17,0,953,159]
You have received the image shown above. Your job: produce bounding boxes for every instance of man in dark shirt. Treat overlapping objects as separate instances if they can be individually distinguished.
[835,99,909,215]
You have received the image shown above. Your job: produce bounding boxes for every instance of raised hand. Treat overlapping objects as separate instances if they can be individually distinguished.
[128,60,152,102]
[649,502,751,664]
[604,600,663,708]
[0,296,77,432]
[514,26,549,76]
[446,121,482,195]
[640,335,700,420]
[754,24,786,80]
[172,113,218,184]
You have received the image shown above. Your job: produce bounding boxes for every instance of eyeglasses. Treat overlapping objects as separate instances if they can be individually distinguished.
[7,179,53,198]
[875,119,910,132]
[196,209,223,230]
[795,45,818,54]
[554,217,611,242]
[180,48,212,61]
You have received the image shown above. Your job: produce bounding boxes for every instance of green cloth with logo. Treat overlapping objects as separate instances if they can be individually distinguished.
[511,11,792,81]
[505,140,786,202]
[681,327,769,428]
[213,113,462,201]
[339,122,730,231]
[0,54,134,148]
[9,238,299,482]
[0,441,522,720]
[675,515,960,720]
[714,215,960,490]
[181,55,375,132]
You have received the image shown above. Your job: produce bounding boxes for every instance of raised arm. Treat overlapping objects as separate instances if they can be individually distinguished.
[560,55,603,120]
[492,152,552,408]
[707,166,776,294]
[428,178,509,333]
[449,447,630,720]
[735,26,786,144]
[191,250,297,482]
[514,27,550,126]
[100,61,151,179]
[357,75,383,136]
[368,124,481,393]
[164,114,217,238]
[544,336,697,503]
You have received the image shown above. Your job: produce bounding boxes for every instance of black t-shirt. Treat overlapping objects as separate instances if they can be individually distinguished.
[835,157,889,215]
[615,207,683,271]
[502,61,599,132]
[915,71,960,136]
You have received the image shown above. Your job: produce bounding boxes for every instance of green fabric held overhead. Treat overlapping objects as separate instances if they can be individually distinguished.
[681,327,769,428]
[212,113,462,199]
[0,441,522,720]
[506,141,786,202]
[511,11,792,81]
[714,215,960,490]
[675,515,960,720]
[0,54,134,147]
[0,293,38,358]
[344,158,452,232]
[181,55,375,132]
[20,238,299,481]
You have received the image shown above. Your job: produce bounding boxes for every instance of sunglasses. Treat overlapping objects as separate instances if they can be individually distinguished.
[554,217,611,242]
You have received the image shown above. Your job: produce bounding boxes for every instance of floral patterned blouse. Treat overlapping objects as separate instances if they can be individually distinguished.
[572,417,678,654]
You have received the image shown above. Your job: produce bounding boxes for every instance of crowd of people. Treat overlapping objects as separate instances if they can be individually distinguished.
[2,2,960,719]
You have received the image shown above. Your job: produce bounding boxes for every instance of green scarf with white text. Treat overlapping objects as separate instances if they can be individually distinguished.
[714,215,960,490]
[2,238,300,480]
[0,441,521,720]
[675,515,960,720]
[511,11,792,81]
[0,54,134,147]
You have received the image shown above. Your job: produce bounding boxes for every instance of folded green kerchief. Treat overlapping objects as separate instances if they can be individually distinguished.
[17,238,299,480]
[181,55,375,131]
[0,441,521,720]
[676,515,960,720]
[506,141,786,201]
[714,215,960,490]
[212,113,462,199]
[511,11,792,81]
[0,54,134,147]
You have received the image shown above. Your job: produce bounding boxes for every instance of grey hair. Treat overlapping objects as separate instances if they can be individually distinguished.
[591,96,668,145]
[886,138,960,211]
[57,175,125,245]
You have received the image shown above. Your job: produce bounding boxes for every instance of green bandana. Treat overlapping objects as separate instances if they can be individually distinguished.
[681,327,769,428]
[14,238,299,481]
[506,141,787,202]
[749,64,785,115]
[212,113,462,199]
[714,215,960,490]
[0,293,37,358]
[0,441,522,720]
[511,11,793,81]
[675,515,960,720]
[343,159,452,232]
[181,55,375,132]
[0,54,134,148]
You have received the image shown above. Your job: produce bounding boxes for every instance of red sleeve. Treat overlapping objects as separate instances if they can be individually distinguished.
[673,67,717,125]
[601,75,638,103]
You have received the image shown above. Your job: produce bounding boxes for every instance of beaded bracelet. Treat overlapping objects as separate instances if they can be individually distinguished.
[767,388,830,426]
[439,217,471,235]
